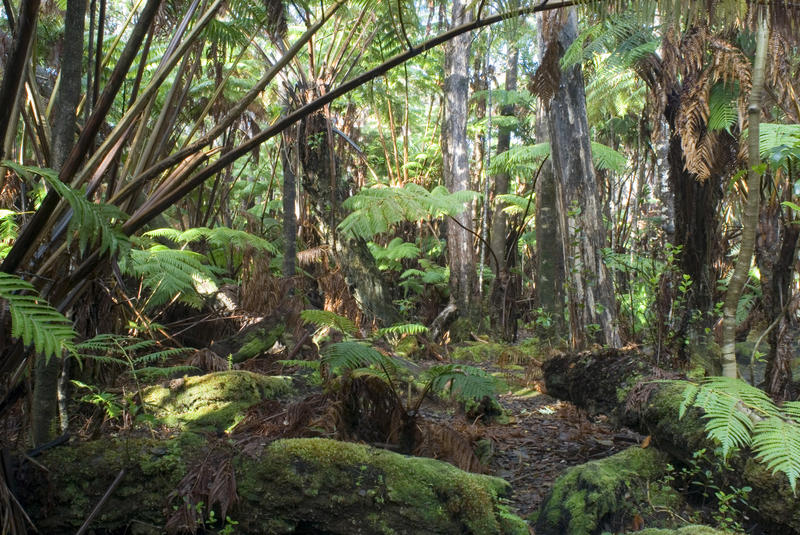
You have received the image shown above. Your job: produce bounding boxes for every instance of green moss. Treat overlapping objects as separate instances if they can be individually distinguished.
[237,438,528,534]
[536,446,671,535]
[232,325,285,362]
[394,334,421,359]
[143,370,291,430]
[634,526,732,535]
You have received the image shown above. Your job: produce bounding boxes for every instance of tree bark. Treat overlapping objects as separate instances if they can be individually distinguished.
[443,0,476,321]
[488,47,518,336]
[545,9,620,348]
[31,0,86,447]
[721,15,769,377]
[281,136,297,278]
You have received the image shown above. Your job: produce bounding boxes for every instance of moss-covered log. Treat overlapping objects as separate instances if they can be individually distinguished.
[541,349,800,534]
[17,436,527,534]
[535,446,675,535]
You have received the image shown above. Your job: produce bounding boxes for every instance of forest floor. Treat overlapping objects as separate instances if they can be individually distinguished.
[421,356,644,518]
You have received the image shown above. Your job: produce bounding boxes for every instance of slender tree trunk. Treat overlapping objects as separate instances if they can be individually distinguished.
[546,8,620,348]
[488,47,518,334]
[281,136,297,278]
[31,0,86,447]
[721,14,769,378]
[442,0,475,320]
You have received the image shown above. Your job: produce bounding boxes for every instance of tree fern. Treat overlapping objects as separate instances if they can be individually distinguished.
[4,161,130,257]
[423,364,497,402]
[377,323,429,337]
[368,238,420,271]
[680,377,800,492]
[120,244,220,310]
[321,341,400,375]
[0,209,18,260]
[145,226,279,255]
[339,183,478,239]
[590,141,628,173]
[707,83,739,132]
[495,194,532,217]
[300,309,358,336]
[0,272,77,360]
[758,123,800,158]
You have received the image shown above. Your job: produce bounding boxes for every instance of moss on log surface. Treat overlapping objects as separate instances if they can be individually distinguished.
[535,446,672,535]
[541,349,800,534]
[18,436,527,534]
[142,370,292,430]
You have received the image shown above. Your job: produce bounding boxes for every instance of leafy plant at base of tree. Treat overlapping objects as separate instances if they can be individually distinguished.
[678,376,800,493]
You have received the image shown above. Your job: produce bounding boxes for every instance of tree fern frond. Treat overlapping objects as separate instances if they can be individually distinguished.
[679,381,699,419]
[377,323,429,337]
[4,161,130,257]
[0,272,76,360]
[321,341,401,375]
[782,402,800,422]
[752,416,800,492]
[120,245,220,310]
[707,83,739,132]
[489,143,550,176]
[590,141,628,173]
[145,226,279,255]
[133,365,200,382]
[300,309,358,336]
[424,364,497,401]
[369,238,420,262]
[496,194,532,216]
[131,347,193,366]
[698,390,754,456]
[758,123,800,158]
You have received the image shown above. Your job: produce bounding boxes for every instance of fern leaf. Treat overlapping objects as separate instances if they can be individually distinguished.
[4,161,130,257]
[782,402,800,423]
[425,364,497,401]
[0,272,76,360]
[679,381,699,419]
[752,416,800,492]
[144,226,279,255]
[321,341,400,375]
[590,141,628,173]
[377,323,429,337]
[300,309,358,336]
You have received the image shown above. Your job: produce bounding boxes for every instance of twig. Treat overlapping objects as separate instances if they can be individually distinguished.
[75,468,126,535]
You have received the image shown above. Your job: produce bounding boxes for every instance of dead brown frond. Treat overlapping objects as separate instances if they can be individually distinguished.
[166,449,238,534]
[415,421,485,473]
[316,259,362,327]
[766,33,800,123]
[239,249,282,315]
[188,348,230,372]
[677,70,715,180]
[528,41,561,107]
[296,245,330,266]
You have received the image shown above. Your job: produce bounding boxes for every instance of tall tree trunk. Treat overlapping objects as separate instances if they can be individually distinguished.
[31,0,86,447]
[281,136,297,278]
[545,8,620,348]
[721,14,768,378]
[442,0,475,320]
[755,200,799,399]
[489,46,518,335]
[535,108,565,337]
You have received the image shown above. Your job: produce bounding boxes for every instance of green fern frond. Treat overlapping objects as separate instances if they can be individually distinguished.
[590,142,628,173]
[751,416,800,492]
[145,226,279,255]
[782,402,800,422]
[496,194,532,216]
[377,323,429,337]
[120,245,219,310]
[758,124,800,158]
[424,364,497,401]
[339,183,478,239]
[132,347,193,366]
[698,389,754,457]
[707,83,739,132]
[4,161,130,257]
[300,309,358,336]
[0,272,76,360]
[369,238,420,261]
[321,341,400,375]
[489,143,550,176]
[679,381,699,419]
[133,365,199,382]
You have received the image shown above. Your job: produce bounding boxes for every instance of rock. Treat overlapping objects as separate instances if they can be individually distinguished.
[18,437,528,535]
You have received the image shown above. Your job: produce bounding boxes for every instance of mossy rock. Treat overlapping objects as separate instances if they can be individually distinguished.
[208,317,287,363]
[536,446,672,535]
[19,436,527,534]
[143,370,292,430]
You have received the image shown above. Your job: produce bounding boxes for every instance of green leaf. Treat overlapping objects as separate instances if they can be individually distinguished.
[0,272,76,360]
[752,416,800,492]
[300,309,358,336]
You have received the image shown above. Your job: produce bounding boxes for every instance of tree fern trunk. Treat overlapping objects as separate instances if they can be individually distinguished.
[721,14,769,378]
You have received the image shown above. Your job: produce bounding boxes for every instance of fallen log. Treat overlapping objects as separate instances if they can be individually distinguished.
[16,436,527,534]
[541,348,800,534]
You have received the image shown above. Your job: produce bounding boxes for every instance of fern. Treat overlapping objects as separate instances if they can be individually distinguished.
[300,309,358,336]
[751,417,800,492]
[680,377,800,492]
[0,272,76,360]
[590,141,628,173]
[339,183,478,239]
[707,83,739,132]
[4,161,130,257]
[144,226,279,256]
[321,341,401,375]
[0,209,18,260]
[377,323,429,337]
[120,244,221,310]
[424,364,497,401]
[758,123,800,158]
[489,143,550,176]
